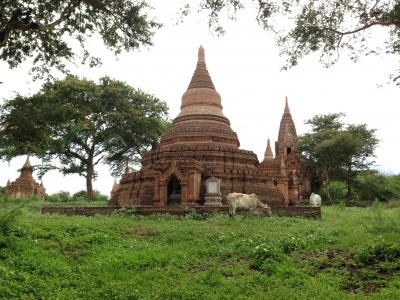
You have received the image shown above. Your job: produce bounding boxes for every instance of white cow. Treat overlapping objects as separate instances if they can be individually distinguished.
[227,193,272,217]
[309,193,322,207]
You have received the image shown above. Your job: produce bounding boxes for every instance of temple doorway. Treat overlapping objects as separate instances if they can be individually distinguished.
[167,175,181,205]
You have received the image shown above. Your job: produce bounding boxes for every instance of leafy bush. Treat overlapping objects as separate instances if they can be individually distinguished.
[0,206,22,236]
[45,191,72,202]
[319,181,347,202]
[353,172,393,201]
[72,190,108,202]
[251,238,283,269]
[112,207,137,217]
[367,200,399,233]
[316,172,400,202]
[355,241,400,265]
[384,174,400,200]
[279,236,305,254]
[184,211,209,220]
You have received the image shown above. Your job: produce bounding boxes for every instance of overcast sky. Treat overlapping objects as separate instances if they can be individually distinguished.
[0,1,399,196]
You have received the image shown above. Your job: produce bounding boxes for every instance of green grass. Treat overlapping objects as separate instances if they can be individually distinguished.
[0,199,399,299]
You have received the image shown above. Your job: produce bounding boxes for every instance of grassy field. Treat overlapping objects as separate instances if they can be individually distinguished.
[0,199,399,299]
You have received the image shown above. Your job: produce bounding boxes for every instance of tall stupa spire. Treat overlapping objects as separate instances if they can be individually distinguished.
[177,46,227,121]
[160,46,240,149]
[23,156,31,168]
[187,46,215,90]
[284,96,290,113]
[198,45,205,62]
[276,97,297,158]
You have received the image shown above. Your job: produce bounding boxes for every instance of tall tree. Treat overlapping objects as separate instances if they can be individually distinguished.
[0,76,169,200]
[297,113,378,202]
[297,113,346,203]
[340,124,379,199]
[0,0,160,78]
[191,0,400,84]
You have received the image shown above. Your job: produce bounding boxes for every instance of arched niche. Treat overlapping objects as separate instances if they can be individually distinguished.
[167,175,181,205]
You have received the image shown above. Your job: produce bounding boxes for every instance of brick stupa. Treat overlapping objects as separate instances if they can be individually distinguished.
[5,157,45,199]
[110,46,310,207]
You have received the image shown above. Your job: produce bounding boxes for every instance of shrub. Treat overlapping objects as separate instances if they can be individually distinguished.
[319,181,347,202]
[353,172,393,201]
[250,238,283,269]
[0,206,22,236]
[279,236,305,254]
[45,191,71,203]
[112,207,137,217]
[367,200,399,233]
[185,211,209,220]
[355,241,400,265]
[72,190,108,202]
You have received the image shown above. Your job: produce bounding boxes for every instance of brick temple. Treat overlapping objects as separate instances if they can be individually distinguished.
[5,157,45,199]
[110,46,310,208]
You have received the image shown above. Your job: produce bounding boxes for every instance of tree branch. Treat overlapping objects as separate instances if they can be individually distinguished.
[65,147,88,163]
[38,0,81,32]
[324,20,399,36]
[0,0,81,48]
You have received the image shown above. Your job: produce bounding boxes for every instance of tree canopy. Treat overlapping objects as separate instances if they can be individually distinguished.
[0,0,160,78]
[297,113,378,202]
[192,0,400,84]
[0,76,169,200]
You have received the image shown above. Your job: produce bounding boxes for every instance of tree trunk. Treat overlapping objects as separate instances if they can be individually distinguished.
[86,160,94,201]
[346,163,352,201]
[323,168,333,204]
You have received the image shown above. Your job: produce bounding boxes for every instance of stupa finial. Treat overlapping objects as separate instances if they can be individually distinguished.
[187,45,215,90]
[264,138,274,159]
[284,96,290,113]
[24,155,31,168]
[198,45,205,62]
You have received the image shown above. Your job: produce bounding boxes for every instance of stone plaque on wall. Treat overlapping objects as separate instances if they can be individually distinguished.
[205,177,222,207]
[207,181,218,194]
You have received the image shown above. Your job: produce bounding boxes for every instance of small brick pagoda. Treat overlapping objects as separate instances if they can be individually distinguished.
[5,157,45,199]
[110,46,310,208]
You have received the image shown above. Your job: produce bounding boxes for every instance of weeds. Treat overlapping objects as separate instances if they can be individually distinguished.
[0,205,399,298]
[0,205,23,236]
[367,201,400,233]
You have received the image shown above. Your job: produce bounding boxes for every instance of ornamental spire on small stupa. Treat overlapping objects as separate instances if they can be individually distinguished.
[264,138,274,160]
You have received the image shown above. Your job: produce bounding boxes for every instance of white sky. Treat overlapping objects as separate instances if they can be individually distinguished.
[0,1,399,196]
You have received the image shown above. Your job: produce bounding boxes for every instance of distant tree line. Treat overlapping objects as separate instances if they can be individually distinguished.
[297,113,400,202]
[320,172,400,203]
[44,190,108,203]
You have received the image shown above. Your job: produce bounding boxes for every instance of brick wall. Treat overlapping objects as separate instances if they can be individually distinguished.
[42,205,321,218]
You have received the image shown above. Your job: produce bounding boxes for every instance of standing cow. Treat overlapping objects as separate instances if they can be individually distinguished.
[309,193,322,207]
[227,193,272,217]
